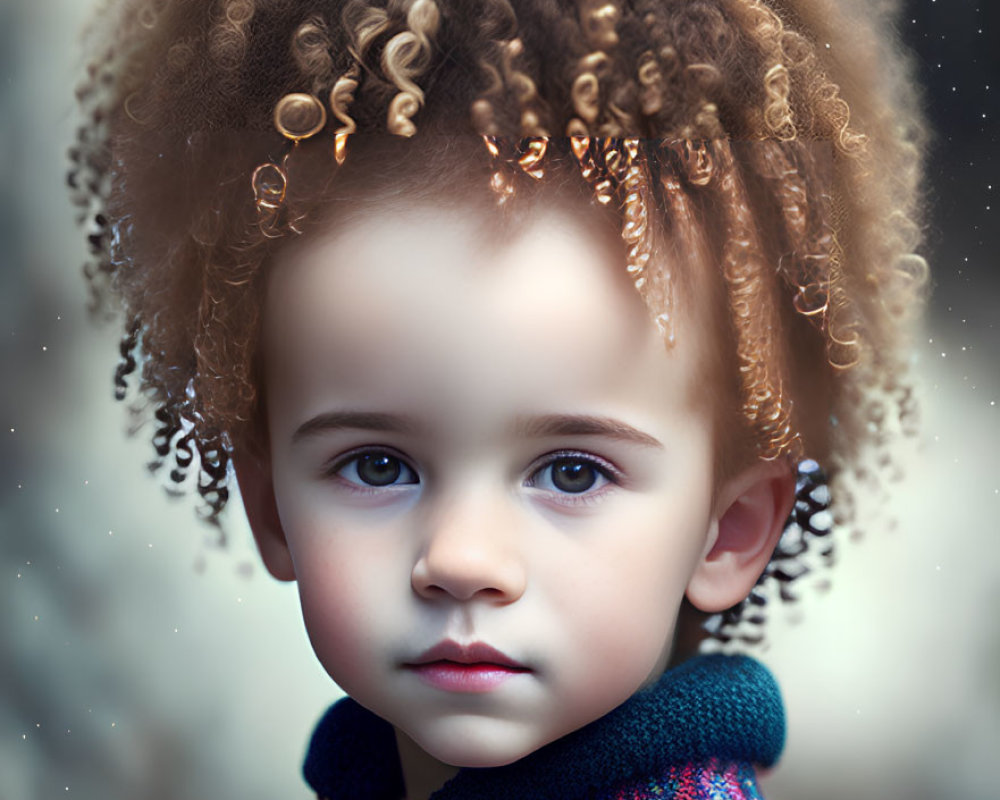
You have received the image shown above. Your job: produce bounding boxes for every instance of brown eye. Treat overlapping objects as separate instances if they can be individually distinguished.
[550,458,599,493]
[357,453,402,486]
[526,451,618,497]
[335,451,418,488]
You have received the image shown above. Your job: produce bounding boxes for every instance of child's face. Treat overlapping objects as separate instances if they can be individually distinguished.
[256,199,720,767]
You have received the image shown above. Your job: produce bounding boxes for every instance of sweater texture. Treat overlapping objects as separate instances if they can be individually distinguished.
[303,653,784,799]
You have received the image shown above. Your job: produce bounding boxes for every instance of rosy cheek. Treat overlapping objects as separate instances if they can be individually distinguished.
[299,586,372,681]
[293,548,381,675]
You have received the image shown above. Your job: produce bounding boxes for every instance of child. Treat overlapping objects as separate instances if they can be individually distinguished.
[70,0,927,797]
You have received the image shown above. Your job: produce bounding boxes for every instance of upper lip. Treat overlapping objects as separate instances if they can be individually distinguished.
[406,640,528,670]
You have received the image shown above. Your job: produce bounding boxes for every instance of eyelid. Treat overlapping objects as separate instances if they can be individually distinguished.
[324,445,419,481]
[524,449,625,486]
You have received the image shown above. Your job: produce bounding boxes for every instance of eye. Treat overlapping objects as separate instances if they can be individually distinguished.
[333,450,419,488]
[527,453,615,495]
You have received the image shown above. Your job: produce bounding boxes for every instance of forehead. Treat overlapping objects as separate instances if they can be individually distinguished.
[262,199,714,445]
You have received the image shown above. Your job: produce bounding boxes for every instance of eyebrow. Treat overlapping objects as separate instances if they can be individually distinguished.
[512,414,664,449]
[291,410,663,449]
[292,411,419,443]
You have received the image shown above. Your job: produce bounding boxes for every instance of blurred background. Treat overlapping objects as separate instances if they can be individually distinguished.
[1,1,997,798]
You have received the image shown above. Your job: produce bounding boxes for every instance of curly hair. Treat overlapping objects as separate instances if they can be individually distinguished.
[70,0,927,644]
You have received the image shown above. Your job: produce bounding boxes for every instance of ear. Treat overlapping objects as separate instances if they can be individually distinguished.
[233,452,296,582]
[686,458,796,613]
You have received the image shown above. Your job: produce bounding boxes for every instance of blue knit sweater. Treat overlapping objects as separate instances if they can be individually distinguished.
[303,653,784,799]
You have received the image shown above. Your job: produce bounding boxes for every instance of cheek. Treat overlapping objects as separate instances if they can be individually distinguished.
[288,527,402,691]
[297,559,372,678]
[553,502,711,686]
[572,556,686,662]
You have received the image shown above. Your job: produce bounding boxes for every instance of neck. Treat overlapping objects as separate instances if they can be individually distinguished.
[394,728,459,800]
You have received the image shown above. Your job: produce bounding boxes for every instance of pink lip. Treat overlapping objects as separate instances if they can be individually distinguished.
[404,641,530,693]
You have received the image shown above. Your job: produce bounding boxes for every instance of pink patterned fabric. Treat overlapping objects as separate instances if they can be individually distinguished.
[601,759,764,800]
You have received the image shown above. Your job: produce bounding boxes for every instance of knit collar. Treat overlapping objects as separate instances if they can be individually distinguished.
[303,653,785,800]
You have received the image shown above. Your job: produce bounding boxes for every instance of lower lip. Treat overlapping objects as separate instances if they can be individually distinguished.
[407,661,529,693]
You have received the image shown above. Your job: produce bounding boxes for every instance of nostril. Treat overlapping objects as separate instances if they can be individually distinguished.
[417,582,510,602]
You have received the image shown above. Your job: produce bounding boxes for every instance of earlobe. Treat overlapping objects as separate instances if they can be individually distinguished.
[233,452,297,582]
[686,459,796,613]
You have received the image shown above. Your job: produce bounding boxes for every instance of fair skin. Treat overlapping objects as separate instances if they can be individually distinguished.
[236,199,794,800]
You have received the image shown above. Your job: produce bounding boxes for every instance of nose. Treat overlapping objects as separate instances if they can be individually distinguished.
[411,492,527,604]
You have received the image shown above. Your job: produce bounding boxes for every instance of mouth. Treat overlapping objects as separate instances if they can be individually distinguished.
[403,641,531,693]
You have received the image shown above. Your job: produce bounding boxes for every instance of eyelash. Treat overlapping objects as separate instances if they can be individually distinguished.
[524,450,622,506]
[324,447,623,503]
[326,447,419,496]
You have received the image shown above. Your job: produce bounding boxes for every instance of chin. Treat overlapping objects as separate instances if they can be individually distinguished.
[414,722,551,769]
[439,750,526,769]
